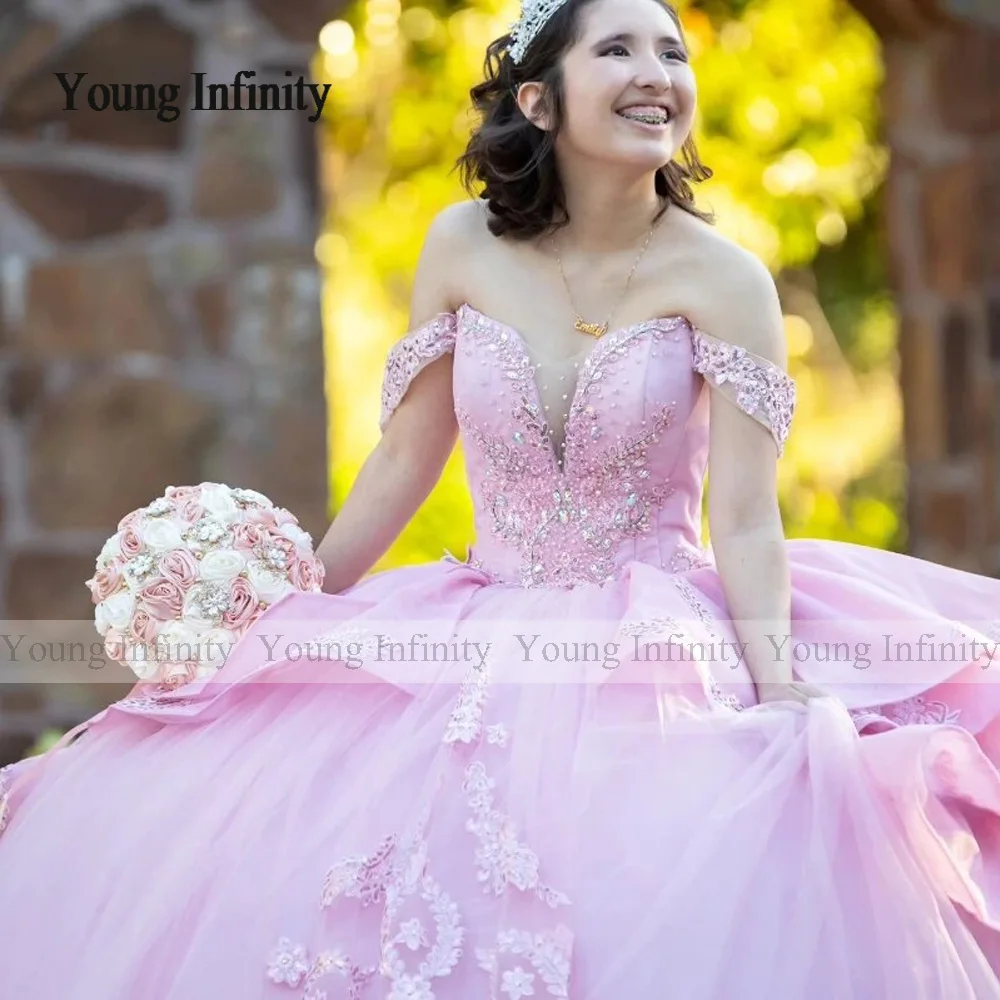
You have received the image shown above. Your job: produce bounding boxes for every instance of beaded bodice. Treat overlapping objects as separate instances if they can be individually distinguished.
[380,303,795,589]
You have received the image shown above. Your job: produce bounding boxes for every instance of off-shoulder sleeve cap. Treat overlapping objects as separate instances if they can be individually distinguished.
[691,327,796,455]
[379,311,458,431]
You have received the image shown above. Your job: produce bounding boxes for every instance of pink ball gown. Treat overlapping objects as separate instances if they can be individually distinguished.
[3,301,1000,999]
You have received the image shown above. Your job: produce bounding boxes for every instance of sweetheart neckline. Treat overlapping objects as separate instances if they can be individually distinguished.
[455,301,691,475]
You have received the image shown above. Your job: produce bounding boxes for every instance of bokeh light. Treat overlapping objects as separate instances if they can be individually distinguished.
[316,0,901,568]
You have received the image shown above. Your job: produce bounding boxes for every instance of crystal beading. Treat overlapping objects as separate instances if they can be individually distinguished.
[508,0,573,63]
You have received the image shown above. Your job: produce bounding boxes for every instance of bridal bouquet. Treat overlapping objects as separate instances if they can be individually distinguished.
[86,483,325,687]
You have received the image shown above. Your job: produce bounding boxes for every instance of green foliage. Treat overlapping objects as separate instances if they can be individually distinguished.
[319,0,903,569]
[684,0,885,271]
[25,728,65,756]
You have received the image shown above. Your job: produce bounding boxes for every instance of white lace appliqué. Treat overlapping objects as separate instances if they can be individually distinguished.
[267,937,376,1000]
[462,760,571,909]
[475,927,574,999]
[265,653,574,998]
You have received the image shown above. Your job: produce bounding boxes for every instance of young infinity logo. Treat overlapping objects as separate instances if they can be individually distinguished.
[54,70,332,123]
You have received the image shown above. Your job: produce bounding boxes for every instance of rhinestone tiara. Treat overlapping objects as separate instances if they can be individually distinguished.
[508,0,573,63]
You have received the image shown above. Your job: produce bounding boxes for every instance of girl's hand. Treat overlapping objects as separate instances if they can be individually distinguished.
[755,680,829,706]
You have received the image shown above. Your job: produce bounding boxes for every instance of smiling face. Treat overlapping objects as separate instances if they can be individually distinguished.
[554,0,696,168]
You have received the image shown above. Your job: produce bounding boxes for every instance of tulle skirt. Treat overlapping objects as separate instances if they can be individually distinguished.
[2,538,1000,998]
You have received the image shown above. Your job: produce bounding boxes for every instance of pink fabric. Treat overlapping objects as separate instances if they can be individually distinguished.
[2,304,1000,998]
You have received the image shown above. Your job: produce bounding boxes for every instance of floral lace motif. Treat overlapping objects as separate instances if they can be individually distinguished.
[618,616,743,711]
[379,313,458,431]
[267,937,376,1000]
[670,542,712,573]
[462,760,571,908]
[475,927,573,999]
[378,842,464,1000]
[672,577,719,638]
[299,625,382,664]
[485,724,509,748]
[617,616,682,640]
[691,329,796,455]
[881,696,962,726]
[268,797,464,1000]
[850,695,963,733]
[443,658,492,746]
[708,679,745,712]
[114,694,198,713]
[0,762,13,836]
[267,650,573,998]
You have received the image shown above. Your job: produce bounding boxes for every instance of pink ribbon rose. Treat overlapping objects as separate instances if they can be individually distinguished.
[119,525,144,559]
[138,578,184,621]
[160,549,200,589]
[129,609,160,644]
[244,506,279,529]
[89,564,122,602]
[177,498,205,522]
[232,522,265,553]
[165,486,201,502]
[161,661,197,688]
[223,576,261,631]
[116,509,142,533]
[292,556,322,592]
[103,628,126,662]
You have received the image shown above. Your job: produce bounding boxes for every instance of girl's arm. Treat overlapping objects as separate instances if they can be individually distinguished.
[693,247,824,704]
[315,207,465,593]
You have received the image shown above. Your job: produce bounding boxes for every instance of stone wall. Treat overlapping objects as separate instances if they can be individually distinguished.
[849,0,1000,573]
[0,0,340,764]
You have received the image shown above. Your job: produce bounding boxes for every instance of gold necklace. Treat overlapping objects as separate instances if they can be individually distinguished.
[551,212,660,338]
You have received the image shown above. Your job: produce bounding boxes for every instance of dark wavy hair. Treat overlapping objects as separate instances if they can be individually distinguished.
[456,0,713,241]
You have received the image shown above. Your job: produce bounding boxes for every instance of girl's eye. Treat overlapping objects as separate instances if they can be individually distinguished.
[603,44,687,61]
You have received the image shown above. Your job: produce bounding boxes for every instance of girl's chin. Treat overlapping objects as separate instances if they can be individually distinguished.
[605,140,679,167]
[612,120,680,149]
[568,126,685,165]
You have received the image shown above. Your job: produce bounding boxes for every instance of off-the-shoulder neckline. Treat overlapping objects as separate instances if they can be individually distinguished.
[407,302,787,374]
[392,300,795,459]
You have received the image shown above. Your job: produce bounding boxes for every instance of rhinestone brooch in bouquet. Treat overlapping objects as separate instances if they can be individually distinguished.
[86,484,326,688]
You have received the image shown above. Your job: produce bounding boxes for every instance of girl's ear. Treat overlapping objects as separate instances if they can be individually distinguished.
[515,81,552,130]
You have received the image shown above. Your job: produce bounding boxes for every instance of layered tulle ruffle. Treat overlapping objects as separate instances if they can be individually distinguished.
[2,537,1000,997]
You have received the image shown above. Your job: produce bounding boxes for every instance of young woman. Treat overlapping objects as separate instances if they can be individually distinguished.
[3,0,1000,996]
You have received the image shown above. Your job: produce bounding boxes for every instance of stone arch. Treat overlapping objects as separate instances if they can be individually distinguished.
[0,0,342,760]
[846,0,1000,574]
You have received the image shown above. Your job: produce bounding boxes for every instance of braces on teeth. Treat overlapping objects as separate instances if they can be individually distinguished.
[619,110,669,124]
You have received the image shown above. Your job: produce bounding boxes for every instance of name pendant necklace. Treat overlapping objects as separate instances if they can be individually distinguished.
[551,211,661,338]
